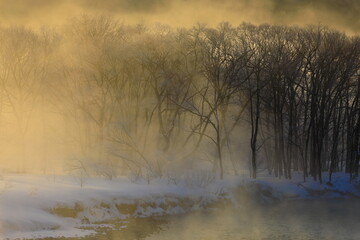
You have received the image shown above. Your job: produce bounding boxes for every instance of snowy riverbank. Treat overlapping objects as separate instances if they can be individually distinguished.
[0,173,359,239]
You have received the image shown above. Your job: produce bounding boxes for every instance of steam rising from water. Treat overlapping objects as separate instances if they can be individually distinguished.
[0,2,358,240]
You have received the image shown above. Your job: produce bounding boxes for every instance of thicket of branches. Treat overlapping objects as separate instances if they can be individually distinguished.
[0,16,359,183]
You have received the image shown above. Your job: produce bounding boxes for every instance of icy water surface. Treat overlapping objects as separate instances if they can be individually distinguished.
[48,199,360,240]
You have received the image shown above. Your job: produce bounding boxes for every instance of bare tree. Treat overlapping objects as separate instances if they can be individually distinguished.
[0,27,53,172]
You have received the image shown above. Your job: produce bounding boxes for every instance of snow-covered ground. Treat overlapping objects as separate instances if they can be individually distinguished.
[0,172,359,239]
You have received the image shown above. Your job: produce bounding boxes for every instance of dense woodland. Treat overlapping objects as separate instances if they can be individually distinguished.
[0,16,359,184]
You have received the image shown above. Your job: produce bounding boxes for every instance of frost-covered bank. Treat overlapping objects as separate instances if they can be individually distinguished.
[0,173,359,239]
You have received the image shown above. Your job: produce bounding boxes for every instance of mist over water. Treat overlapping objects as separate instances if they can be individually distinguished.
[47,199,360,240]
[0,1,359,240]
[147,199,360,240]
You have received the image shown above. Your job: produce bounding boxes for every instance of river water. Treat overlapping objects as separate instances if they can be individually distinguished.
[48,199,360,240]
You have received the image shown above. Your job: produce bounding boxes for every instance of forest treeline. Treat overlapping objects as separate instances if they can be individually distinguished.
[0,16,359,184]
